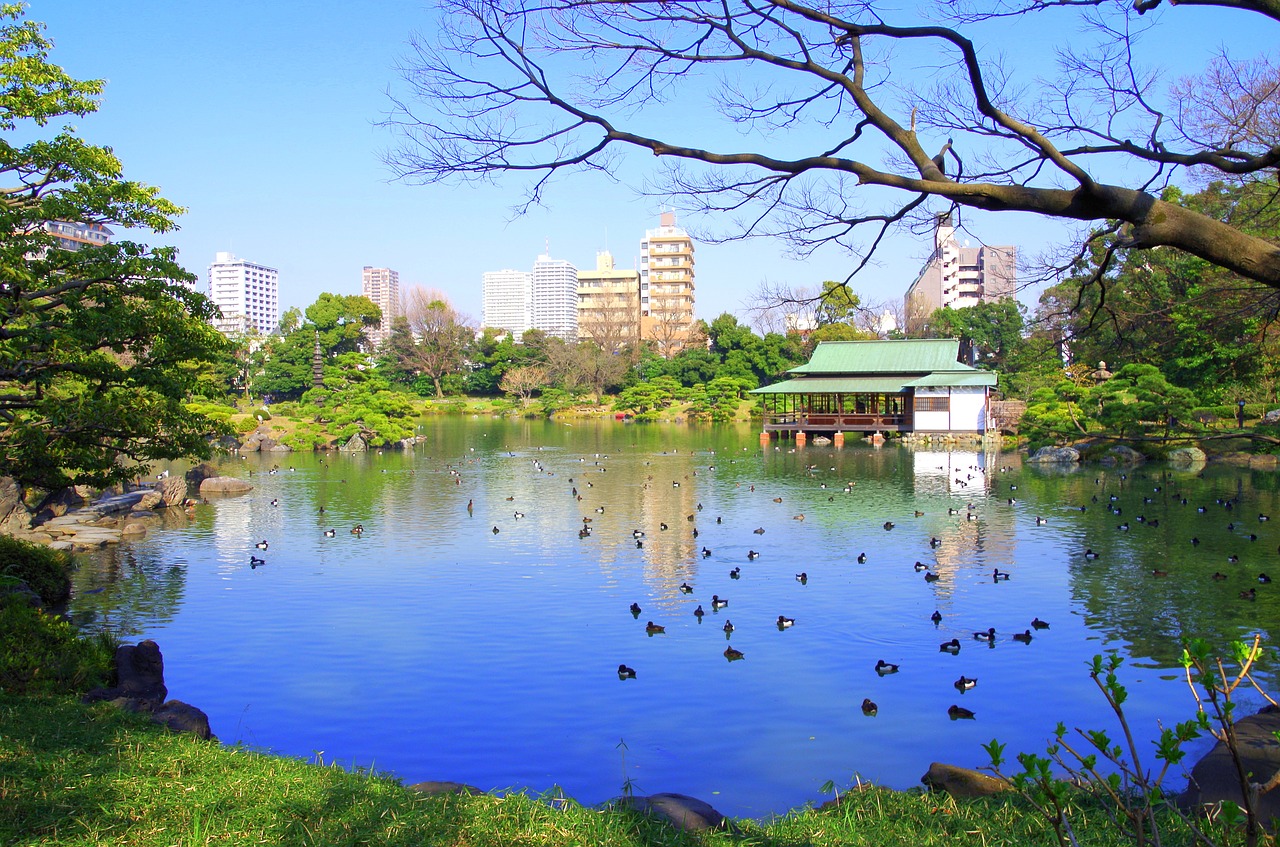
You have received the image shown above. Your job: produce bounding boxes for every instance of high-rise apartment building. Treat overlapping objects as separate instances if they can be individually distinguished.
[531,253,579,340]
[904,214,1016,334]
[208,251,279,336]
[361,266,401,349]
[577,251,641,351]
[43,221,112,252]
[482,269,533,337]
[639,212,696,355]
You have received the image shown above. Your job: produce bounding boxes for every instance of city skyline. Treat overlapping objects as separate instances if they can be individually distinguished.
[25,3,1265,328]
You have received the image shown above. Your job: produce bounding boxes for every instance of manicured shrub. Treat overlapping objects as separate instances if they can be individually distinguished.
[0,599,117,695]
[0,535,73,605]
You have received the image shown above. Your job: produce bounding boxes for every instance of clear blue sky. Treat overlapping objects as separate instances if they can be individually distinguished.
[25,1,1268,326]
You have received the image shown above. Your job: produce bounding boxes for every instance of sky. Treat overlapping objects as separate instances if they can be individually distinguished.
[22,1,1271,327]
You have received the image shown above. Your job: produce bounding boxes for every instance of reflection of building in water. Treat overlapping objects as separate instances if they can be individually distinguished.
[638,454,702,583]
[907,449,1016,580]
[909,450,992,496]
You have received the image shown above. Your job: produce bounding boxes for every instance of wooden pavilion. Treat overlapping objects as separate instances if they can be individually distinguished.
[752,339,997,436]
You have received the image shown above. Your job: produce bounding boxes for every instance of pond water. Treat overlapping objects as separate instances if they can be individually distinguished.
[68,418,1280,818]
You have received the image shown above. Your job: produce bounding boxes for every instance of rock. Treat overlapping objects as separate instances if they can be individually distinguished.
[1027,446,1080,464]
[267,443,292,453]
[1265,409,1280,423]
[1168,446,1207,465]
[0,579,43,608]
[83,640,167,709]
[1182,705,1280,827]
[812,435,832,446]
[35,487,87,520]
[616,793,727,832]
[1250,454,1279,470]
[133,491,164,511]
[199,476,253,495]
[155,476,188,507]
[152,700,215,740]
[186,463,219,487]
[342,433,368,452]
[1099,445,1147,466]
[121,522,148,537]
[408,781,483,796]
[921,762,1012,798]
[0,477,32,534]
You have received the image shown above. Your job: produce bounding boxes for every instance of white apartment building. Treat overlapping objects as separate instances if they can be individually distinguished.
[904,214,1016,334]
[361,266,401,349]
[208,251,279,336]
[639,212,696,355]
[531,253,579,340]
[482,269,533,337]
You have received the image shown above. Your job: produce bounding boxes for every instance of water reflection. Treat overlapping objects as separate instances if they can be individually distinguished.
[63,421,1280,818]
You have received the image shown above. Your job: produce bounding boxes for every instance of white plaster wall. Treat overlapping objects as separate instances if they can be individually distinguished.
[912,387,988,432]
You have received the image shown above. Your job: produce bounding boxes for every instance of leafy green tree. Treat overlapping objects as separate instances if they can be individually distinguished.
[0,7,230,491]
[926,300,1025,369]
[252,294,381,399]
[1092,364,1197,441]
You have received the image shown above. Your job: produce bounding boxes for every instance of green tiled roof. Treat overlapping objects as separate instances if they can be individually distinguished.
[788,339,972,375]
[752,377,911,395]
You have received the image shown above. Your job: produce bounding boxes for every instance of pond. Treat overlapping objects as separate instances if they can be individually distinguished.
[68,418,1280,818]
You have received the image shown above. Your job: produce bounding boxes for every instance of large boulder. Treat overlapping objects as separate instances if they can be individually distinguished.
[1168,446,1207,466]
[921,762,1012,798]
[133,491,164,511]
[156,476,188,507]
[35,487,88,520]
[199,476,253,495]
[152,700,215,740]
[408,781,483,796]
[1099,445,1147,466]
[615,793,727,832]
[0,477,32,534]
[186,463,218,486]
[83,640,167,709]
[342,433,368,452]
[1182,705,1280,828]
[1027,446,1080,464]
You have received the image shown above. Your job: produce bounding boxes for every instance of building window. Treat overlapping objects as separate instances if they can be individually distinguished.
[915,395,949,412]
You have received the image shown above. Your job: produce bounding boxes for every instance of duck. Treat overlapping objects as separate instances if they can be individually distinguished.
[711,595,728,610]
[629,602,642,616]
[679,582,694,594]
[753,527,766,535]
[1035,516,1047,525]
[701,547,712,558]
[595,506,605,513]
[632,529,645,538]
[747,550,761,560]
[776,615,795,629]
[913,561,929,572]
[924,571,940,582]
[1084,549,1100,559]
[973,627,996,641]
[270,498,279,507]
[249,555,266,567]
[861,698,878,716]
[255,540,269,550]
[875,659,899,675]
[1261,513,1271,522]
[773,497,783,503]
[660,523,669,531]
[793,514,805,521]
[724,646,745,661]
[492,526,500,534]
[1031,617,1051,630]
[1152,569,1169,577]
[795,572,808,584]
[1012,630,1034,644]
[930,537,942,548]
[351,524,364,535]
[930,610,943,624]
[323,529,335,538]
[992,568,1011,581]
[1240,588,1257,601]
[954,676,977,691]
[1228,555,1240,563]
[857,552,867,564]
[617,664,637,679]
[948,704,976,720]
[939,638,961,654]
[722,620,734,634]
[694,605,705,619]
[1212,572,1229,581]
[645,621,665,635]
[883,522,895,531]
[948,508,959,516]
[1259,573,1272,584]
[729,566,741,579]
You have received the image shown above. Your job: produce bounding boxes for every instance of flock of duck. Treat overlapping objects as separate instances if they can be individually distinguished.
[241,448,1277,728]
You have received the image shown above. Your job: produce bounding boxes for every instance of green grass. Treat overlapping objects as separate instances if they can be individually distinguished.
[0,689,1228,847]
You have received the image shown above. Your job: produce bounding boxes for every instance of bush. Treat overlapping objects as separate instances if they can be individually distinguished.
[253,407,272,421]
[234,416,259,434]
[0,536,73,605]
[0,599,117,696]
